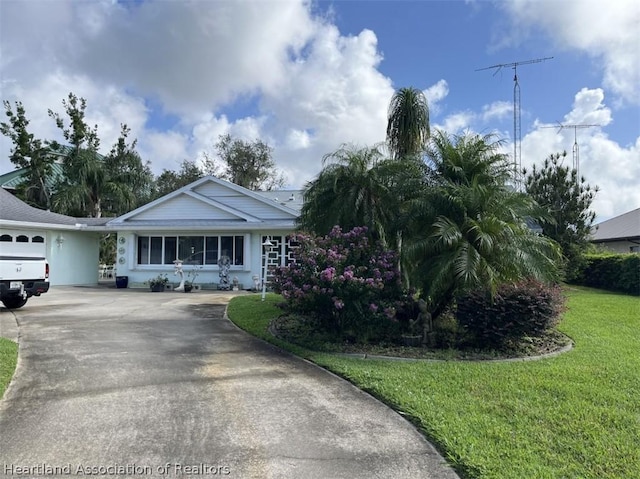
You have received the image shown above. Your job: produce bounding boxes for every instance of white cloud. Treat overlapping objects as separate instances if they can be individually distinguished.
[482,101,512,122]
[183,23,395,185]
[0,72,148,160]
[0,1,392,185]
[0,0,316,116]
[189,115,231,162]
[430,100,511,138]
[585,136,640,220]
[521,88,639,220]
[423,80,449,116]
[141,131,190,172]
[497,0,640,104]
[430,86,638,220]
[258,24,394,183]
[2,1,636,223]
[436,111,476,135]
[285,129,312,150]
[563,88,612,126]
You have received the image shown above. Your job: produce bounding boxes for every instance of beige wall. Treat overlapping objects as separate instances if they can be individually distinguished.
[591,240,640,254]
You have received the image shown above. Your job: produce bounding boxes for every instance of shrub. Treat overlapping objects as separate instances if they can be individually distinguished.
[273,226,412,343]
[572,253,640,295]
[456,279,566,348]
[147,274,169,288]
[432,312,460,349]
[563,243,589,283]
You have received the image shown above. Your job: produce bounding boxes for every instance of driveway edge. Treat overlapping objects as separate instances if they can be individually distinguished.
[223,305,461,479]
[0,308,20,343]
[0,308,21,402]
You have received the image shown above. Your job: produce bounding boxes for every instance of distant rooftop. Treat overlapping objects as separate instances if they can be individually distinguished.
[256,189,304,213]
[0,162,65,190]
[0,145,105,190]
[591,208,640,241]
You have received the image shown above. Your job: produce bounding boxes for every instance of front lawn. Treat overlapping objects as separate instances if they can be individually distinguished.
[0,337,18,398]
[227,287,640,479]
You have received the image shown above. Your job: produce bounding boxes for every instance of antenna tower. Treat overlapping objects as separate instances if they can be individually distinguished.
[540,123,600,178]
[476,56,553,189]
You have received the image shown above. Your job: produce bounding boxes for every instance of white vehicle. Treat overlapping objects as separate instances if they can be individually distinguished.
[0,230,50,309]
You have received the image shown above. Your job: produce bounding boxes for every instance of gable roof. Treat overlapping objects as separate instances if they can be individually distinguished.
[107,176,299,230]
[256,189,304,213]
[591,208,640,241]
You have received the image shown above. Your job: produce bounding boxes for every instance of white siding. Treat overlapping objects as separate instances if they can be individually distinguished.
[194,182,243,197]
[131,195,240,221]
[218,196,296,220]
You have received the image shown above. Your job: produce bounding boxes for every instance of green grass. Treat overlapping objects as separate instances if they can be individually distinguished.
[228,289,640,479]
[0,337,18,398]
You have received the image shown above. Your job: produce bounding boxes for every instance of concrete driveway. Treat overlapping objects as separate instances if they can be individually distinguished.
[0,287,458,479]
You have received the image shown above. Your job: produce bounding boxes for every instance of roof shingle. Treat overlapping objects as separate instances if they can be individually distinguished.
[0,188,108,226]
[591,208,640,241]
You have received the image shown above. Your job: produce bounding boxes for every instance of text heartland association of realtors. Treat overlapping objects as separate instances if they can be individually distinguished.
[3,462,232,475]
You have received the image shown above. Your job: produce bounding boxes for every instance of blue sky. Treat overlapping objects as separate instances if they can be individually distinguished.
[1,0,638,221]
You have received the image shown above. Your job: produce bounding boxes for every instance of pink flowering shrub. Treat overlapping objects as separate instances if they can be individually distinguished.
[273,226,414,342]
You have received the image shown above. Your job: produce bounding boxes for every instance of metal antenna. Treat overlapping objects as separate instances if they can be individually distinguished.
[476,57,553,189]
[540,122,600,179]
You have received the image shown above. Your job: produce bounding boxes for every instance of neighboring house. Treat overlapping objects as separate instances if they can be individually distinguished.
[0,146,99,192]
[0,162,65,193]
[0,188,108,286]
[106,176,303,288]
[590,208,640,253]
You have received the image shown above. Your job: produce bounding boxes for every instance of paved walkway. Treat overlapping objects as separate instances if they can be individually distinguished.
[0,287,458,478]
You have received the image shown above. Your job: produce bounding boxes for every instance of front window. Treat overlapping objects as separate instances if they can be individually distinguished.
[138,237,149,264]
[150,236,163,264]
[220,236,233,260]
[179,236,204,265]
[164,236,177,264]
[205,236,219,264]
[137,235,244,266]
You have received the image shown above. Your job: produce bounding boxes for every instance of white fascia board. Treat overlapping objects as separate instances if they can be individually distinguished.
[107,177,214,225]
[111,222,296,232]
[108,175,301,226]
[0,220,107,232]
[183,190,261,222]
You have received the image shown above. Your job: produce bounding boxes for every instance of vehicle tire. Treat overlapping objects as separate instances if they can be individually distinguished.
[2,296,28,309]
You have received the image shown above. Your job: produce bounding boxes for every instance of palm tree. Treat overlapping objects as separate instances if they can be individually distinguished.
[386,87,430,161]
[299,145,407,246]
[49,96,154,218]
[406,131,561,320]
[49,93,105,217]
[102,125,154,215]
[52,146,105,217]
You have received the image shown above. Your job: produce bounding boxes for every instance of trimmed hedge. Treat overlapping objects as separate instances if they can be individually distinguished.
[573,253,640,295]
[456,279,566,348]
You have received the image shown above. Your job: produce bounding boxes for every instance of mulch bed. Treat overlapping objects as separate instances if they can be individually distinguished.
[269,314,573,361]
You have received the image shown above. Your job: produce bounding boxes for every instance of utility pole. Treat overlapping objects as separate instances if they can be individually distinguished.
[540,123,600,179]
[476,56,553,189]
